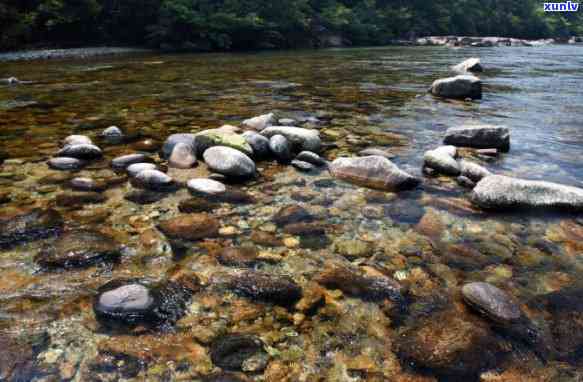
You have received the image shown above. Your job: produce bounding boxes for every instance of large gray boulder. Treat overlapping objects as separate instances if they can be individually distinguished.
[423,146,460,176]
[261,126,321,153]
[330,156,421,191]
[471,175,583,211]
[444,125,510,152]
[203,146,256,178]
[430,75,482,100]
[162,133,196,159]
[452,58,483,74]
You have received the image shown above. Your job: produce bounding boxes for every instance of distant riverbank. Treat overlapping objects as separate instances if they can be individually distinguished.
[0,47,153,63]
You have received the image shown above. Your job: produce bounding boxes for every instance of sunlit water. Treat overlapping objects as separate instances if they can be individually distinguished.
[0,46,582,381]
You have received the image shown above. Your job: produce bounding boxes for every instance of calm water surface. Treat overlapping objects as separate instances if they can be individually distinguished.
[0,46,582,381]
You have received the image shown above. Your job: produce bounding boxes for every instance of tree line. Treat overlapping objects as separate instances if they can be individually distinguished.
[1,0,581,51]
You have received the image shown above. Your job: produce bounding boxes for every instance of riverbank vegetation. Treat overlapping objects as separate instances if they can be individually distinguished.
[1,0,582,51]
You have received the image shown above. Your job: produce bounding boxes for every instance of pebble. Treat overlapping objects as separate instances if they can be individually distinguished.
[48,157,86,171]
[126,163,157,177]
[187,178,227,196]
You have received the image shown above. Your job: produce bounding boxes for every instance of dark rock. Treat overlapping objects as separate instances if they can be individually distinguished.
[203,146,256,179]
[283,222,326,236]
[250,231,283,247]
[261,126,322,153]
[215,188,255,204]
[218,246,258,267]
[462,282,522,324]
[330,156,420,191]
[0,191,11,204]
[456,176,476,188]
[295,151,327,167]
[178,197,219,213]
[430,75,482,100]
[210,334,267,371]
[48,157,86,171]
[444,125,510,152]
[57,144,103,160]
[269,134,293,162]
[291,160,314,172]
[70,177,106,192]
[35,230,121,269]
[125,190,167,205]
[0,208,63,248]
[158,214,219,241]
[228,271,302,306]
[111,153,153,170]
[315,265,402,302]
[471,175,583,211]
[272,206,314,227]
[55,192,107,208]
[242,131,270,159]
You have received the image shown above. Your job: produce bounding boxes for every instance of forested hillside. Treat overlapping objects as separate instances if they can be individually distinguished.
[1,0,582,51]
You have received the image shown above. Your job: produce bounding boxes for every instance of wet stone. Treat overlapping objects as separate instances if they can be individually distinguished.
[126,162,157,177]
[296,151,327,167]
[203,372,252,382]
[272,205,314,227]
[178,197,219,213]
[187,178,226,196]
[48,157,86,171]
[35,230,121,269]
[169,142,197,169]
[214,188,255,204]
[55,192,107,208]
[210,334,267,371]
[64,134,92,147]
[111,153,153,170]
[333,239,374,259]
[269,134,293,162]
[218,246,259,267]
[283,222,326,236]
[102,126,124,143]
[70,177,106,192]
[242,131,270,159]
[131,169,175,191]
[291,159,315,172]
[131,138,161,152]
[125,190,168,205]
[162,133,196,158]
[158,214,219,241]
[0,208,63,248]
[57,144,103,160]
[462,282,522,324]
[228,271,302,306]
[250,231,283,247]
[203,146,256,179]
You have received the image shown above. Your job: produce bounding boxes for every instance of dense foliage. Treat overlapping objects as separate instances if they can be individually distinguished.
[1,0,582,51]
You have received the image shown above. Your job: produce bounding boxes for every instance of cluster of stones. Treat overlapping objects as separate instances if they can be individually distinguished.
[430,57,484,100]
[416,36,555,48]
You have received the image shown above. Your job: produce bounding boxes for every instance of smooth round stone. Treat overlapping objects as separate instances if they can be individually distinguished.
[242,131,270,159]
[132,169,174,191]
[57,144,103,160]
[93,280,158,328]
[111,153,152,170]
[269,134,292,162]
[102,126,124,143]
[203,146,256,178]
[210,334,267,372]
[295,151,327,167]
[462,282,521,323]
[187,178,227,196]
[99,284,154,311]
[0,208,63,248]
[127,163,157,177]
[169,142,197,169]
[291,160,315,172]
[63,135,93,147]
[48,157,86,171]
[162,133,197,158]
[70,177,105,192]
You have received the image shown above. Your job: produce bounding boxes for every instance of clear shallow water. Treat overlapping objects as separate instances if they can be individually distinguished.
[0,46,582,381]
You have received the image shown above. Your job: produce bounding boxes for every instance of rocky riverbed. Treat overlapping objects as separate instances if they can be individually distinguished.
[0,45,583,381]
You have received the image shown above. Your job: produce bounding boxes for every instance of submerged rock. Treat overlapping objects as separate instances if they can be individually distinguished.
[158,214,219,241]
[227,271,302,306]
[330,156,420,191]
[315,266,403,302]
[210,334,267,371]
[131,138,160,152]
[111,153,153,170]
[126,162,157,177]
[291,160,315,172]
[444,125,510,152]
[178,197,219,213]
[423,146,460,176]
[125,190,167,205]
[269,134,293,162]
[55,192,107,208]
[430,75,482,100]
[242,113,275,131]
[70,177,106,192]
[35,230,121,269]
[471,175,583,211]
[131,170,174,191]
[242,131,270,159]
[57,143,103,160]
[0,208,63,248]
[452,58,483,74]
[203,146,256,179]
[162,133,196,159]
[48,157,86,171]
[169,142,197,169]
[462,282,522,324]
[460,160,491,182]
[296,151,327,167]
[218,246,258,267]
[272,206,314,227]
[261,126,322,153]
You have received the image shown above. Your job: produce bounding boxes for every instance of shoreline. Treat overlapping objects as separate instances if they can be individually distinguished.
[0,47,154,63]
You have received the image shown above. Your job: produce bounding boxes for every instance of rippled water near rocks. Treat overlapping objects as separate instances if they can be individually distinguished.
[0,46,582,381]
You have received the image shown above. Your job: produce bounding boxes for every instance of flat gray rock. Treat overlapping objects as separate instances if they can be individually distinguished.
[261,126,321,153]
[330,156,421,191]
[430,75,482,100]
[203,146,256,178]
[296,151,327,167]
[471,175,583,211]
[460,160,491,182]
[423,146,460,176]
[444,125,510,152]
[187,178,227,196]
[462,282,521,323]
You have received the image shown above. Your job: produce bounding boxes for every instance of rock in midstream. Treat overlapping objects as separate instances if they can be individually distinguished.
[93,279,195,329]
[444,125,510,152]
[111,153,153,170]
[57,143,103,160]
[169,142,197,169]
[0,208,63,248]
[423,146,460,176]
[210,334,268,372]
[295,151,327,167]
[48,157,86,171]
[126,162,157,177]
[315,265,403,302]
[471,175,583,211]
[227,271,302,306]
[459,160,491,182]
[158,214,219,241]
[131,169,175,191]
[242,131,270,159]
[241,112,275,131]
[462,282,522,324]
[330,155,421,191]
[261,126,322,153]
[269,134,293,162]
[430,74,482,100]
[35,230,121,269]
[203,146,256,179]
[452,57,483,73]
